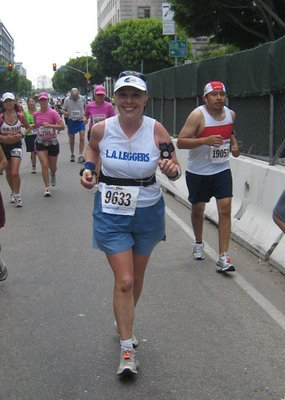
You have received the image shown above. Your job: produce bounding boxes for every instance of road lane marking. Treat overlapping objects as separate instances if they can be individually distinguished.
[165,205,285,332]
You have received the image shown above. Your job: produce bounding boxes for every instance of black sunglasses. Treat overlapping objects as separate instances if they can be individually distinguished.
[119,70,146,82]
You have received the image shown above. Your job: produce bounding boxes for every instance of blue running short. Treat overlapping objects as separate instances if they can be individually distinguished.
[67,119,85,134]
[186,169,233,204]
[93,192,166,255]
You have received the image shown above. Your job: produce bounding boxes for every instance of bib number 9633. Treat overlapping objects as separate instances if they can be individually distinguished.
[101,184,139,215]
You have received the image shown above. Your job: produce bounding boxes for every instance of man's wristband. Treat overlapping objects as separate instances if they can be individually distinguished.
[167,167,182,181]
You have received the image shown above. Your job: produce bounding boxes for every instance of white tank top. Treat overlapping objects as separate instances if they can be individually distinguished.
[187,105,234,175]
[0,114,22,136]
[98,115,162,208]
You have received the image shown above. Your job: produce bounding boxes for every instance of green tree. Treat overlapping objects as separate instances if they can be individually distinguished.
[17,75,32,96]
[0,64,19,94]
[52,56,105,94]
[91,18,191,77]
[169,0,285,49]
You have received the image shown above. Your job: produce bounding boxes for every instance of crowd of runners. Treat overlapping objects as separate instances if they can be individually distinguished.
[0,73,284,378]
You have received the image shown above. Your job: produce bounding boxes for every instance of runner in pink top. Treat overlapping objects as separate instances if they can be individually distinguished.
[84,85,116,141]
[33,92,64,197]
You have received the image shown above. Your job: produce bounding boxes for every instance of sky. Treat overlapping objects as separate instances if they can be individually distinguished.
[0,0,98,87]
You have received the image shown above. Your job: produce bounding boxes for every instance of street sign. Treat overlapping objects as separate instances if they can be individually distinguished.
[84,72,91,80]
[0,66,7,72]
[169,40,188,57]
[162,3,176,35]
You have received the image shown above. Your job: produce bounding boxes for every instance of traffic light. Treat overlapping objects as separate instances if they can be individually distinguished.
[7,63,13,71]
[52,63,57,71]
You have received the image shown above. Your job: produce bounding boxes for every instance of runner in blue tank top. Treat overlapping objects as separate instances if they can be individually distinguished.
[80,71,182,377]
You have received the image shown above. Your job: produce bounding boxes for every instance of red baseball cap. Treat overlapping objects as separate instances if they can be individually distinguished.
[38,92,49,100]
[203,81,226,96]
[94,85,106,95]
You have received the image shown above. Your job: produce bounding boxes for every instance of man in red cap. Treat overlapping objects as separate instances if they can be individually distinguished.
[177,81,240,272]
[84,85,116,142]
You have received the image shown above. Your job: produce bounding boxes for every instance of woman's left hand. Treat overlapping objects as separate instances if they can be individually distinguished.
[158,158,180,178]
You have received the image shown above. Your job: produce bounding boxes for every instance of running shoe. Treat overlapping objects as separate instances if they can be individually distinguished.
[44,188,51,197]
[0,255,8,281]
[9,193,16,203]
[31,166,36,174]
[216,253,236,273]
[78,155,85,164]
[14,194,23,208]
[50,174,56,186]
[114,321,139,348]
[117,348,138,376]
[70,154,75,162]
[193,242,205,260]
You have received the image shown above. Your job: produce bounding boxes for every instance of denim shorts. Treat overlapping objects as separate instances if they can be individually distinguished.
[93,192,166,256]
[67,119,85,134]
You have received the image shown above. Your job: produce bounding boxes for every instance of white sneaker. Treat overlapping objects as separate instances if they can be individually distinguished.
[78,155,85,164]
[117,348,138,376]
[44,188,51,197]
[50,174,56,186]
[114,321,139,348]
[193,242,205,260]
[9,193,16,203]
[216,253,235,273]
[31,166,36,174]
[14,194,23,208]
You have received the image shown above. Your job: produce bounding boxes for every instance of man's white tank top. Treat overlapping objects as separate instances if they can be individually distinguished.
[98,115,162,208]
[187,105,234,175]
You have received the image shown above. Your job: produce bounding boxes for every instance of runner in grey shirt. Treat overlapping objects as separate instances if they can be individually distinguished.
[63,88,86,163]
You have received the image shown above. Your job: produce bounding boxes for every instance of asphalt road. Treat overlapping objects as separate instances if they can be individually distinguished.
[0,131,284,400]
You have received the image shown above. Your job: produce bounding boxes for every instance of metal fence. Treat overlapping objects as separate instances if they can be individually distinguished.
[145,92,285,166]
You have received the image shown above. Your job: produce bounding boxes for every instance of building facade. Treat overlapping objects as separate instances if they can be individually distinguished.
[15,62,27,78]
[0,21,14,65]
[97,0,163,30]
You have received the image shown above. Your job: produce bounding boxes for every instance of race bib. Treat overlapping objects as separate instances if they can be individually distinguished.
[11,148,23,159]
[38,126,53,140]
[32,128,39,135]
[71,110,81,119]
[101,184,139,216]
[92,114,106,124]
[209,140,230,164]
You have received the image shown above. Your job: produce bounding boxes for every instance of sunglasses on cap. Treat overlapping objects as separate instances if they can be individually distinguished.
[118,70,146,82]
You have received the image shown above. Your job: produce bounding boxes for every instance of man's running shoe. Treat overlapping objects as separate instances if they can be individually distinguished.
[216,253,236,273]
[50,174,56,186]
[0,256,8,281]
[14,194,23,208]
[193,242,205,260]
[114,321,139,347]
[44,188,51,197]
[78,155,85,164]
[31,166,36,174]
[9,193,16,203]
[117,348,138,376]
[70,154,75,162]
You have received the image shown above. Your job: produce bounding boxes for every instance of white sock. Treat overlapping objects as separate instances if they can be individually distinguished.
[120,338,133,351]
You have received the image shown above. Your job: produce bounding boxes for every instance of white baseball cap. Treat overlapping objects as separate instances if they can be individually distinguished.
[203,81,226,96]
[114,75,147,93]
[2,92,15,102]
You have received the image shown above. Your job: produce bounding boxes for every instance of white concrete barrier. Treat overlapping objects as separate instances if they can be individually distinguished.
[157,139,285,274]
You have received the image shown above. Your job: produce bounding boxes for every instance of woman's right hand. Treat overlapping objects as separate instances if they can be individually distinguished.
[80,170,96,189]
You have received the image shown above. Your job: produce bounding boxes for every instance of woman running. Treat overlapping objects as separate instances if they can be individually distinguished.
[0,92,30,207]
[33,92,64,197]
[24,96,38,173]
[81,71,181,376]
